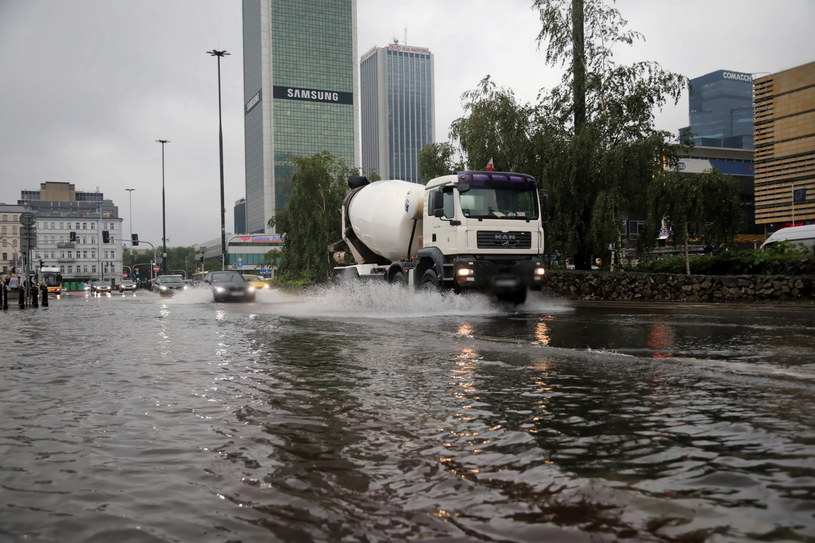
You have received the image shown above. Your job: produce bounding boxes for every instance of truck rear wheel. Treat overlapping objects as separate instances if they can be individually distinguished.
[420,269,441,291]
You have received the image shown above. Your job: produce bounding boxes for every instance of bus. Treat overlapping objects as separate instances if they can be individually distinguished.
[40,266,63,295]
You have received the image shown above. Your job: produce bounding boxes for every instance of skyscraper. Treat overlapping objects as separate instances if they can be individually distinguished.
[242,0,359,234]
[687,69,754,149]
[360,43,435,183]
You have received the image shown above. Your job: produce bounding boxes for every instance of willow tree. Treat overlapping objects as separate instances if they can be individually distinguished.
[269,152,355,284]
[418,142,461,182]
[532,0,686,269]
[449,76,539,174]
[644,168,744,275]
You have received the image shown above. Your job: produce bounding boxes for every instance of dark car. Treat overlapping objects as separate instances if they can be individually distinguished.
[203,271,256,302]
[152,274,187,296]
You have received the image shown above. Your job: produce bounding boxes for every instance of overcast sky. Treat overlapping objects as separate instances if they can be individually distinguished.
[1,0,813,247]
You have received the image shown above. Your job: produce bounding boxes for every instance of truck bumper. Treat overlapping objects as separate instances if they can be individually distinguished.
[451,256,546,293]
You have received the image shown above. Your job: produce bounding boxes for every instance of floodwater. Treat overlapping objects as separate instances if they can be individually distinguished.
[1,284,814,543]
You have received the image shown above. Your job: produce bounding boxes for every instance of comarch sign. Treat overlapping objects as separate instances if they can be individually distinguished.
[273,86,353,105]
[722,71,752,82]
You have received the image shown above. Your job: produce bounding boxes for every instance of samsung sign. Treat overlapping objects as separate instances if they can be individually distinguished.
[722,71,752,82]
[245,89,262,115]
[273,86,353,105]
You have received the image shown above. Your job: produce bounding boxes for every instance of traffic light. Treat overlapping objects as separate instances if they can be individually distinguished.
[102,231,110,243]
[131,233,139,246]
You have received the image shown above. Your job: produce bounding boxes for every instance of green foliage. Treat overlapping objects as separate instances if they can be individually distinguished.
[125,246,198,278]
[418,142,461,182]
[445,1,686,269]
[643,168,743,274]
[450,76,539,173]
[632,243,810,275]
[268,152,354,285]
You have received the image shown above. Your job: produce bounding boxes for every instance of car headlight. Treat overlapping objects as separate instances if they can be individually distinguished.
[534,267,546,277]
[247,286,256,293]
[160,285,168,291]
[214,286,226,293]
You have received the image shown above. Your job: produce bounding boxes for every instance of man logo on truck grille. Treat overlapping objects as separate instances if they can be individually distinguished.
[495,233,517,247]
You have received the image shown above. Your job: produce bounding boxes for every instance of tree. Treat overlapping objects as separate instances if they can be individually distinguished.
[418,142,461,182]
[268,152,354,284]
[644,169,744,274]
[531,0,686,269]
[449,76,538,174]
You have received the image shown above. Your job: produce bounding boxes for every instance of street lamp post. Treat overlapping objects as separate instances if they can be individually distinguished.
[156,139,170,276]
[207,49,230,271]
[125,188,135,275]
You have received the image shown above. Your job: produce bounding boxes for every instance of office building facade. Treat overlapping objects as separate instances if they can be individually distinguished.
[233,198,246,234]
[360,43,435,182]
[1,204,26,274]
[17,182,123,283]
[688,69,754,149]
[242,0,359,234]
[754,61,815,228]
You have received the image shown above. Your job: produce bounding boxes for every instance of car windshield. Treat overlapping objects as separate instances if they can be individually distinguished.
[209,271,244,283]
[160,276,183,284]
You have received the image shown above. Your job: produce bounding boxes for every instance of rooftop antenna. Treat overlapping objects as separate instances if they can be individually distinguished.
[404,27,407,45]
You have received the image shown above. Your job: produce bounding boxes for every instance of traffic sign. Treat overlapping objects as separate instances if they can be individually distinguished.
[19,212,35,227]
[153,265,160,272]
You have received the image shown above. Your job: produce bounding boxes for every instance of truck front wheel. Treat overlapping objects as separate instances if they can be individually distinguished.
[420,269,442,291]
[390,270,407,285]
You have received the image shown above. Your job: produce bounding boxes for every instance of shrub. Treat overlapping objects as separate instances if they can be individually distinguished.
[631,243,810,275]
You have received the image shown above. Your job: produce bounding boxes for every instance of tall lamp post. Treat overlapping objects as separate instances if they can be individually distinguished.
[125,188,135,275]
[156,139,170,276]
[207,49,230,271]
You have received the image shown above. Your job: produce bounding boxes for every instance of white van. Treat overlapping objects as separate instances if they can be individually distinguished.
[760,224,815,255]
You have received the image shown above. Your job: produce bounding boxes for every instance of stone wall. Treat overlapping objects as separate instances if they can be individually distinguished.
[541,270,814,303]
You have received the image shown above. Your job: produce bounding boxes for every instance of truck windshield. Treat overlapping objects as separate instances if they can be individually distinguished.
[460,186,539,220]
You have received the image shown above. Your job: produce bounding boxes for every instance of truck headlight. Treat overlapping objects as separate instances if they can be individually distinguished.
[533,267,546,279]
[456,267,476,282]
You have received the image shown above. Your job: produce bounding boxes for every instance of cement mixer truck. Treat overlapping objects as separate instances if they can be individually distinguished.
[328,170,546,304]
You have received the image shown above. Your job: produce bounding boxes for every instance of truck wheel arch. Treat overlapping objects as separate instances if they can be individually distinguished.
[414,248,445,289]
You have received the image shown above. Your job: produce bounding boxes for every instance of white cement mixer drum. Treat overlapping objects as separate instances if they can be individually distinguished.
[348,180,424,262]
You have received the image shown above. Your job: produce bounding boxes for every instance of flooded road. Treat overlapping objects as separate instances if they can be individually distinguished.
[1,284,814,542]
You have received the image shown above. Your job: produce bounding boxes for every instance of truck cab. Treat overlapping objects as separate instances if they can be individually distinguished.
[416,171,546,303]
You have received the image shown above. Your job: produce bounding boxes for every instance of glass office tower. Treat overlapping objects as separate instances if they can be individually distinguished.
[360,44,435,183]
[688,70,754,149]
[242,0,359,234]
